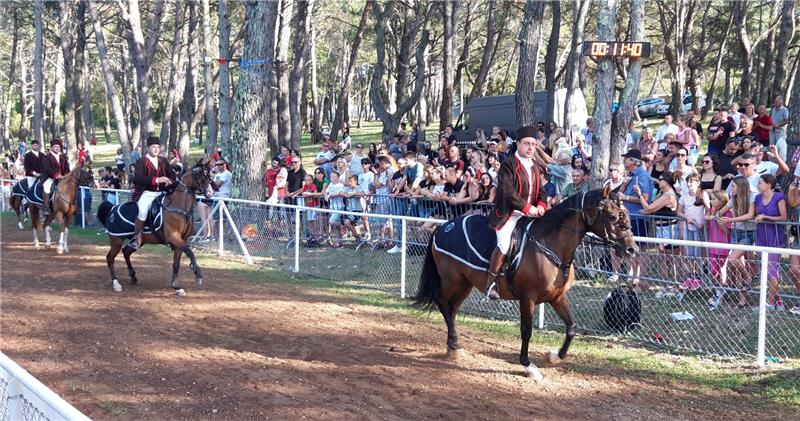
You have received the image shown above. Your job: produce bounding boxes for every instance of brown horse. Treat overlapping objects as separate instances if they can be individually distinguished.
[414,186,637,380]
[97,160,212,294]
[11,163,95,254]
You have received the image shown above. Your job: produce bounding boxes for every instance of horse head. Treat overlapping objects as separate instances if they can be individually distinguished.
[583,186,638,258]
[184,158,213,197]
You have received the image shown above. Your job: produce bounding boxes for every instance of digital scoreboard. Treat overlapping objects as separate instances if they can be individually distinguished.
[582,41,651,58]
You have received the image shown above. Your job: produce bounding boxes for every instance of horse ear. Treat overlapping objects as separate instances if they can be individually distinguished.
[602,183,611,199]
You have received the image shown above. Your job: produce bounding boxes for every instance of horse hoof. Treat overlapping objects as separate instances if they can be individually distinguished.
[33,244,41,250]
[523,365,544,381]
[544,350,562,367]
[446,348,465,360]
[17,222,24,230]
[112,279,123,292]
[175,289,186,297]
[195,278,203,288]
[57,246,64,254]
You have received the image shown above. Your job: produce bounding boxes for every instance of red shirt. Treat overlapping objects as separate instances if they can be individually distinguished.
[264,168,279,197]
[754,114,772,143]
[301,184,318,207]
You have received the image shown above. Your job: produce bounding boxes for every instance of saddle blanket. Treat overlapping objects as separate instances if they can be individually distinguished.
[11,179,29,197]
[14,179,56,207]
[432,214,530,273]
[105,199,164,237]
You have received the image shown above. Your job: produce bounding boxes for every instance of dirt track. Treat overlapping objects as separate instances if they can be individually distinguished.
[0,220,794,420]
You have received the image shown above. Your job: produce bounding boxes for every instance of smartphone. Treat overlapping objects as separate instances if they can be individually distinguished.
[761,146,770,153]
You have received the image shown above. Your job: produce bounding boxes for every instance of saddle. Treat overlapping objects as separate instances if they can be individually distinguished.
[432,214,531,279]
[21,179,57,209]
[104,196,164,237]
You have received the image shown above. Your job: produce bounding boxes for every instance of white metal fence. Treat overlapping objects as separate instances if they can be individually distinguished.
[2,181,800,367]
[0,352,89,421]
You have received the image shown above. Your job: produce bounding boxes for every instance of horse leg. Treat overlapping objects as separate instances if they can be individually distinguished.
[545,294,576,366]
[519,299,543,380]
[183,247,203,287]
[106,239,124,292]
[437,283,469,359]
[31,209,41,250]
[122,245,139,284]
[170,245,183,291]
[58,213,73,254]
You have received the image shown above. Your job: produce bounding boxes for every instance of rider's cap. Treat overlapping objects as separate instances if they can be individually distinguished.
[50,138,62,147]
[146,136,160,147]
[517,125,537,140]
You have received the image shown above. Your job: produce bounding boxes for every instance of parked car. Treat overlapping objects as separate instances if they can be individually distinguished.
[655,94,706,116]
[636,97,667,118]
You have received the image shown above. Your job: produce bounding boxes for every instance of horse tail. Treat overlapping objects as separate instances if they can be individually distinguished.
[413,227,442,311]
[97,201,113,227]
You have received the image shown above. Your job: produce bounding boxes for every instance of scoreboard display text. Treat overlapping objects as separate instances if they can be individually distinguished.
[582,41,651,58]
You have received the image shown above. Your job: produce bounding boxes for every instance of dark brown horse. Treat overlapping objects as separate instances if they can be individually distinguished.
[11,162,95,254]
[414,186,637,380]
[97,159,212,294]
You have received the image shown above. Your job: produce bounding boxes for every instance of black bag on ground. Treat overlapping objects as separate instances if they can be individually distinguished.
[603,285,641,332]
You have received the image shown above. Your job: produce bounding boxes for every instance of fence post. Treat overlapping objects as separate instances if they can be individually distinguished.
[400,218,407,298]
[756,251,769,368]
[294,207,300,273]
[80,187,86,228]
[537,304,545,329]
[220,200,253,265]
[218,199,224,255]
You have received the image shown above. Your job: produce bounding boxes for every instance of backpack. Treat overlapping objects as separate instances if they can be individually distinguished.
[603,285,641,332]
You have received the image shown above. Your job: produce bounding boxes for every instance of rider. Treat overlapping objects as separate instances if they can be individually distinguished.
[40,138,70,210]
[485,126,549,300]
[24,138,43,189]
[129,136,177,250]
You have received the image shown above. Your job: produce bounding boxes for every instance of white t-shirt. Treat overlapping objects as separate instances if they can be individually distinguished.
[756,160,778,176]
[679,193,705,229]
[325,182,346,210]
[726,173,760,202]
[375,168,395,196]
[350,152,368,176]
[357,171,374,194]
[213,170,232,198]
[655,123,679,141]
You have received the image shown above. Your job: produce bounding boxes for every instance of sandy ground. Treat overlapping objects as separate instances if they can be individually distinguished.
[0,220,795,420]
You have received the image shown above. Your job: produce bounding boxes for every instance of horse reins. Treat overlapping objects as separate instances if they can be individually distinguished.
[162,169,207,220]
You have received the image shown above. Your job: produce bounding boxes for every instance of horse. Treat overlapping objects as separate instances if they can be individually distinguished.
[96,159,212,294]
[414,186,638,380]
[12,163,95,253]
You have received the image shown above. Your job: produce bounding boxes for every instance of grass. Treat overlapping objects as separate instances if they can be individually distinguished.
[97,401,127,417]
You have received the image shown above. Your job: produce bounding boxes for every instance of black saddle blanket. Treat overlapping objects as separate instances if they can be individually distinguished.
[432,214,530,272]
[105,198,164,237]
[14,179,56,207]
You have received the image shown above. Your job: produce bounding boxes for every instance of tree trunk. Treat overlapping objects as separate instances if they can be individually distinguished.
[18,58,29,142]
[703,8,734,119]
[1,10,20,150]
[274,0,294,151]
[159,0,186,146]
[331,2,370,141]
[103,91,112,143]
[201,0,217,155]
[33,0,44,144]
[82,53,95,138]
[563,0,591,129]
[590,0,619,189]
[51,42,64,141]
[468,0,496,101]
[73,0,88,146]
[289,0,312,149]
[88,0,132,168]
[515,0,546,128]
[772,0,795,101]
[218,0,233,152]
[230,0,279,200]
[58,1,76,148]
[611,0,644,161]
[438,0,458,130]
[310,24,323,144]
[180,1,198,159]
[789,58,800,141]
[370,1,432,144]
[658,0,696,118]
[544,0,560,125]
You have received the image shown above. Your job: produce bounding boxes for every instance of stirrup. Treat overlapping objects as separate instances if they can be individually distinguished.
[483,281,500,301]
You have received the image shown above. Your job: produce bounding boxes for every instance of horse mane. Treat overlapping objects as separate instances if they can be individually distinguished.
[531,189,603,236]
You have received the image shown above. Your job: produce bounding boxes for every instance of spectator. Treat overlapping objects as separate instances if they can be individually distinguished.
[276,145,292,166]
[357,158,374,193]
[706,190,732,310]
[335,157,351,182]
[75,141,91,166]
[719,176,757,307]
[729,101,743,129]
[368,143,379,165]
[785,180,800,314]
[264,157,282,200]
[699,153,723,196]
[389,136,404,160]
[752,174,787,309]
[677,173,705,286]
[670,147,697,195]
[635,171,680,259]
[298,173,322,246]
[770,95,789,160]
[619,149,654,285]
[198,159,233,241]
[314,141,335,178]
[675,115,700,165]
[476,172,496,204]
[373,156,397,252]
[581,117,596,147]
[444,145,465,177]
[350,143,369,176]
[449,167,481,210]
[442,167,464,200]
[732,144,789,178]
[325,171,347,247]
[115,148,125,171]
[469,150,486,179]
[286,160,306,203]
[546,149,574,195]
[475,129,488,150]
[553,167,590,203]
[655,115,679,142]
[687,109,703,137]
[717,138,742,188]
[486,153,499,182]
[442,124,455,144]
[707,109,736,154]
[341,175,368,241]
[650,150,668,190]
[404,152,425,191]
[753,104,772,147]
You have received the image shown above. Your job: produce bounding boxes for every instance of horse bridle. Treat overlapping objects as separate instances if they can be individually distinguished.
[163,167,210,219]
[579,191,633,247]
[55,168,93,207]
